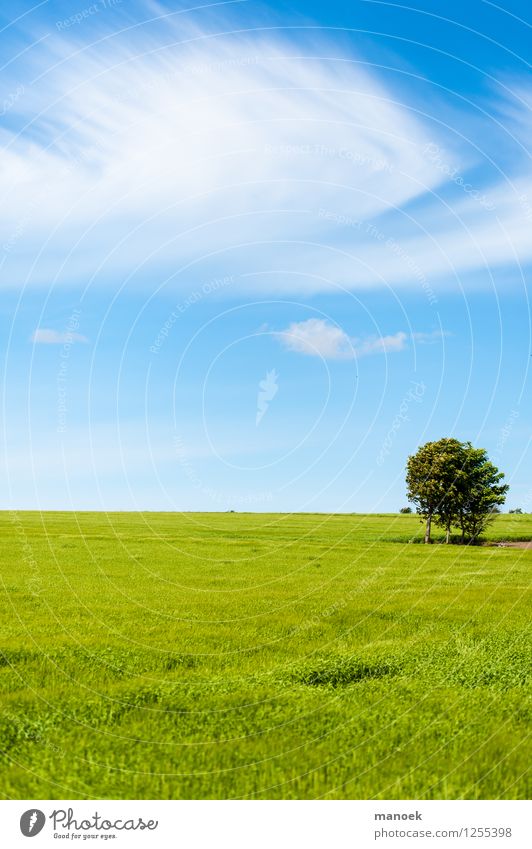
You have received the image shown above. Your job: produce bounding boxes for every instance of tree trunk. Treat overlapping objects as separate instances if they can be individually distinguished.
[460,511,465,544]
[446,526,450,544]
[424,514,432,544]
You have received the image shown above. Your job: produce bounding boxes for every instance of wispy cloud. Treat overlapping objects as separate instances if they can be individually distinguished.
[0,17,473,289]
[31,329,88,344]
[356,332,408,356]
[0,13,530,293]
[411,330,451,344]
[275,319,408,360]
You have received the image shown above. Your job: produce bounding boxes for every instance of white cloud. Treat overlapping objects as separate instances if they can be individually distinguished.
[0,19,469,289]
[275,319,408,359]
[276,319,355,359]
[0,16,530,293]
[31,329,88,344]
[357,331,408,355]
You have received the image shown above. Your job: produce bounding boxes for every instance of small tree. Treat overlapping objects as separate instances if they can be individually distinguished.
[406,439,508,544]
[406,438,465,543]
[399,506,412,514]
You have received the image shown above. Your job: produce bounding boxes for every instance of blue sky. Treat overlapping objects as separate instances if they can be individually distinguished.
[0,0,530,511]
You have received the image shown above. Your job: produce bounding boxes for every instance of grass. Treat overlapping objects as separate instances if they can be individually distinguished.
[0,510,530,800]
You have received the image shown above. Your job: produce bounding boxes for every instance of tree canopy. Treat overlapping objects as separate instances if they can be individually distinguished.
[406,439,508,543]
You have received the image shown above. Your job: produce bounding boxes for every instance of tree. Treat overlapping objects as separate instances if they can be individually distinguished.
[406,438,465,543]
[399,506,412,513]
[432,440,471,544]
[406,439,508,544]
[455,444,508,542]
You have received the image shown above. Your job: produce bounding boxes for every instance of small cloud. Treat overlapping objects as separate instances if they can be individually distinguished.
[275,318,355,359]
[275,319,408,360]
[31,329,88,345]
[356,331,408,356]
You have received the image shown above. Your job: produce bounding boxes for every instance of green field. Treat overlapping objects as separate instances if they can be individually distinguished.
[0,511,530,800]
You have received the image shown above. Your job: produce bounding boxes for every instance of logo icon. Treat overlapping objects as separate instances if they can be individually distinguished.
[256,369,279,426]
[20,810,45,837]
